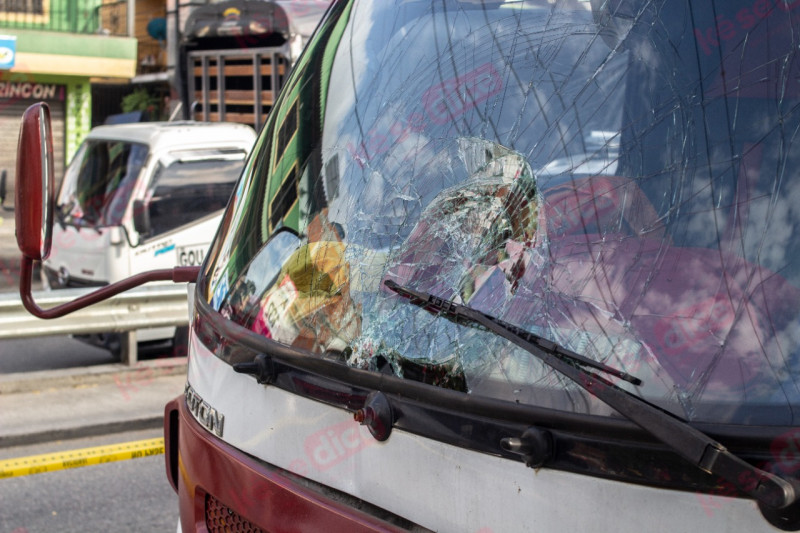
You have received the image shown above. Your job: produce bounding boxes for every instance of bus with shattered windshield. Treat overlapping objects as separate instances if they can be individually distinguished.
[14,0,800,530]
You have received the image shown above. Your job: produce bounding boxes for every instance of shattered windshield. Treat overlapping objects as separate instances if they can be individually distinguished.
[203,0,800,425]
[57,140,149,227]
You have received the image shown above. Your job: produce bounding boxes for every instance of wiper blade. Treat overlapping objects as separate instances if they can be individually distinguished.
[384,279,797,511]
[385,280,641,385]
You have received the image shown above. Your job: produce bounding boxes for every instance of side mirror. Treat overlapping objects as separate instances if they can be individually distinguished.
[132,199,151,238]
[14,103,200,319]
[16,102,54,261]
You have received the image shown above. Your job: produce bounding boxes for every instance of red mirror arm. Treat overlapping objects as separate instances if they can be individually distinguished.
[19,256,200,319]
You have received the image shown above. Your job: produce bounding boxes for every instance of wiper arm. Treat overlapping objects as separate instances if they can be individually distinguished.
[384,279,798,511]
[386,280,641,385]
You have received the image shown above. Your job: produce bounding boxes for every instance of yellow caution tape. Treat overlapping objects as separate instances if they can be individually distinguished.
[0,437,165,479]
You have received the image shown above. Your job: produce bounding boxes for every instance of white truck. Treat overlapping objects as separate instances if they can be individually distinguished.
[41,121,256,354]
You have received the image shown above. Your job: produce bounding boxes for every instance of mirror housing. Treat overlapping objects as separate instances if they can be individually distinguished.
[16,102,54,261]
[132,199,151,238]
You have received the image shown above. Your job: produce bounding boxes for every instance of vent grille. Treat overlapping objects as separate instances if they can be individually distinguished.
[205,493,265,533]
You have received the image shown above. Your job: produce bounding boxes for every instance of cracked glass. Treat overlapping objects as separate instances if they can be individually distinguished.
[202,0,800,425]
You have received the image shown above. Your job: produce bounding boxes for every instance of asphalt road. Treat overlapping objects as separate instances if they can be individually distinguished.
[0,334,183,374]
[0,336,117,374]
[0,198,181,532]
[0,212,183,531]
[0,429,178,533]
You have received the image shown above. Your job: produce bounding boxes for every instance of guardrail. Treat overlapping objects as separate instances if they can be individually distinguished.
[0,284,193,366]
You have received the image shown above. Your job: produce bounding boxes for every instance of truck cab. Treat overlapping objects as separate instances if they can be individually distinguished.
[42,121,256,350]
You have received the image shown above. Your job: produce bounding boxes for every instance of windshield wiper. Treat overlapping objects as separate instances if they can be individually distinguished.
[384,279,798,511]
[387,280,641,385]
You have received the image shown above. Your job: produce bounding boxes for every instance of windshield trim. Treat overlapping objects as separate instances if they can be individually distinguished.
[193,284,798,459]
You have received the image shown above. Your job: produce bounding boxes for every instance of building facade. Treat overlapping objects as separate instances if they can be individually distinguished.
[0,0,138,200]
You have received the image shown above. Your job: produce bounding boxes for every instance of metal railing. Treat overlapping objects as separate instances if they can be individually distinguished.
[0,284,192,365]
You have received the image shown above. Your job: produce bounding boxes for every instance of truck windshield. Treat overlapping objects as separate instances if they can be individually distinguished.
[202,0,800,426]
[57,139,149,228]
[145,149,248,236]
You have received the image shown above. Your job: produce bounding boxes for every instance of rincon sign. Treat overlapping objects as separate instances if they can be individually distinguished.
[0,82,65,100]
